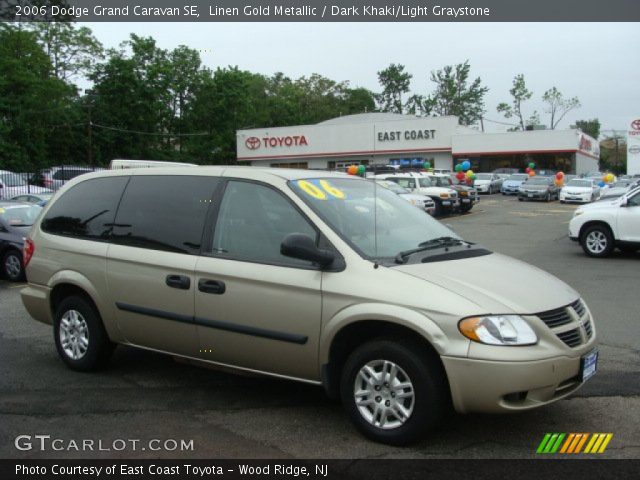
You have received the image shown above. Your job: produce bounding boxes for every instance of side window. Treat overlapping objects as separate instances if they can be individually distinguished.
[41,177,128,239]
[628,191,640,207]
[111,176,218,255]
[211,181,317,267]
[52,170,65,180]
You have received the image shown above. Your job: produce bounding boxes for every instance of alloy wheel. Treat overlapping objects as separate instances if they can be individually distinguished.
[585,230,608,254]
[59,310,90,360]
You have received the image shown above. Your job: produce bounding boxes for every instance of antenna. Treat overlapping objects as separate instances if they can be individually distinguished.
[373,161,379,268]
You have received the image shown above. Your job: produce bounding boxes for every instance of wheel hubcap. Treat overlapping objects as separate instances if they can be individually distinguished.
[59,310,89,360]
[353,360,415,430]
[586,231,607,254]
[5,254,21,278]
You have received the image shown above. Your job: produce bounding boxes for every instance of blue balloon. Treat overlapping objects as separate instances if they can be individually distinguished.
[462,160,471,171]
[598,181,605,187]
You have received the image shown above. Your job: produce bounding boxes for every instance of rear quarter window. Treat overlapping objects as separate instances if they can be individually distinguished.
[41,177,129,239]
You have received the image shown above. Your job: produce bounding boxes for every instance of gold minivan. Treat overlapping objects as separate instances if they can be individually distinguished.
[21,167,598,445]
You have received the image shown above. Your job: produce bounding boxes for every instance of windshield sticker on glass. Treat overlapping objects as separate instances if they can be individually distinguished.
[296,180,347,200]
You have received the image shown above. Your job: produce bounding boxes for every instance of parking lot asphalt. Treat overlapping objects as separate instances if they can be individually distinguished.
[0,194,638,459]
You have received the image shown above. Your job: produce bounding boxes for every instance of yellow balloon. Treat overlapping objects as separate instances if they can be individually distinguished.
[465,169,474,178]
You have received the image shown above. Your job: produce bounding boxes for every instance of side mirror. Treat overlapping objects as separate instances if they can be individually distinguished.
[281,233,335,268]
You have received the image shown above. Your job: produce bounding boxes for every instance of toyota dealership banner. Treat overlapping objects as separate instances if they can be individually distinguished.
[628,118,640,175]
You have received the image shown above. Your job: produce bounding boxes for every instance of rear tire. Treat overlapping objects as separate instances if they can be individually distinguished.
[54,295,115,371]
[340,339,448,446]
[580,224,614,258]
[2,249,24,281]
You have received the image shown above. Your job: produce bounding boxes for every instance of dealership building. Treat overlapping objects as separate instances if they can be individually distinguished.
[236,113,600,174]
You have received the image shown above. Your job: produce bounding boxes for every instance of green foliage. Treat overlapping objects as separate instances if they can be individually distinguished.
[375,63,412,113]
[542,87,580,129]
[496,74,534,131]
[422,61,488,126]
[575,119,601,139]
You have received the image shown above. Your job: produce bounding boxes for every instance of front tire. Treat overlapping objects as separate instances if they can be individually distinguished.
[2,249,24,281]
[580,224,614,258]
[54,295,115,371]
[340,339,448,445]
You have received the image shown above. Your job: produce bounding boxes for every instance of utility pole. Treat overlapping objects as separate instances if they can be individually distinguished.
[85,89,94,167]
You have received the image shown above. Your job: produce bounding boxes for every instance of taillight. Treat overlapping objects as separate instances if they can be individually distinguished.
[23,238,35,268]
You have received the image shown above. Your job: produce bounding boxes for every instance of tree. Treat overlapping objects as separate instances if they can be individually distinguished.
[422,61,488,125]
[542,87,580,129]
[497,74,538,131]
[575,119,601,139]
[30,23,103,82]
[375,63,412,113]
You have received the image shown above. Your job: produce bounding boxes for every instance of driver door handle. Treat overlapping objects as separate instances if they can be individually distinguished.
[198,279,226,295]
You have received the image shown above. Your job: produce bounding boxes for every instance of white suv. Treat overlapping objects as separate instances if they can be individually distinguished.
[374,172,459,216]
[569,186,640,257]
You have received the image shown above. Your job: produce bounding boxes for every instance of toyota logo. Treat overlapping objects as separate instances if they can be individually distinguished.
[245,137,261,150]
[631,119,640,131]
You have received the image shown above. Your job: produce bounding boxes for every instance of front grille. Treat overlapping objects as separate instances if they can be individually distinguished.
[571,298,586,317]
[537,306,572,328]
[584,318,593,339]
[535,298,592,348]
[557,328,582,347]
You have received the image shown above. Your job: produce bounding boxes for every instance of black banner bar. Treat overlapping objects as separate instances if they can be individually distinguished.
[2,0,640,22]
[2,459,640,480]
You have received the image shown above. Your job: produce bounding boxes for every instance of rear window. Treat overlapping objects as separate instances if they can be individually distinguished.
[41,177,129,239]
[110,176,219,255]
[0,204,42,226]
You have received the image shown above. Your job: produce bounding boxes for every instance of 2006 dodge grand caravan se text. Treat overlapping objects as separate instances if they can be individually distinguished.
[21,167,598,445]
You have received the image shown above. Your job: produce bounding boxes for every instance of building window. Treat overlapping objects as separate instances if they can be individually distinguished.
[270,162,309,169]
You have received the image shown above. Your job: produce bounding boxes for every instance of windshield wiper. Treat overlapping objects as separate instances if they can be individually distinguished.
[395,236,466,264]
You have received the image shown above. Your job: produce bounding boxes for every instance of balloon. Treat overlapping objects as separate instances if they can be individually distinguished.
[465,178,474,185]
[462,160,471,171]
[525,167,531,173]
[454,164,463,172]
[456,171,465,181]
[466,169,475,178]
[347,165,358,175]
[423,161,431,170]
[528,170,536,177]
[357,165,366,176]
[528,162,536,169]
[606,173,614,183]
[598,181,606,187]
[555,179,563,187]
[555,172,564,180]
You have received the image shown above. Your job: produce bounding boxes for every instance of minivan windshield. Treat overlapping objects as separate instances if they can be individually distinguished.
[290,177,473,263]
[525,177,551,185]
[508,174,528,181]
[566,180,593,187]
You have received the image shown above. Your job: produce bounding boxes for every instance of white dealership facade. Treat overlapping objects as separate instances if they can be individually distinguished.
[236,113,599,174]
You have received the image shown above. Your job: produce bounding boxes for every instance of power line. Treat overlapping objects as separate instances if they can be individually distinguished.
[91,122,210,137]
[482,117,518,127]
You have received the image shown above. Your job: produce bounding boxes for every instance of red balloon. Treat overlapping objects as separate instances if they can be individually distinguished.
[465,178,473,185]
[456,172,465,181]
[555,172,564,180]
[525,167,531,173]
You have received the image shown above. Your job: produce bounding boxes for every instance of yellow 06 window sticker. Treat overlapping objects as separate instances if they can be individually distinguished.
[296,180,346,200]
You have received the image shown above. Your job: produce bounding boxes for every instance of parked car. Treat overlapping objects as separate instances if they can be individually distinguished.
[559,179,601,204]
[374,172,459,216]
[518,176,560,202]
[599,179,640,201]
[473,173,503,194]
[21,167,597,445]
[10,193,54,205]
[569,186,640,257]
[0,201,43,281]
[30,166,94,191]
[0,171,52,199]
[375,180,436,215]
[427,173,478,213]
[501,173,529,195]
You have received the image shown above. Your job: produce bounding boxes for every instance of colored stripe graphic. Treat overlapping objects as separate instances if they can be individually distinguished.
[538,433,613,454]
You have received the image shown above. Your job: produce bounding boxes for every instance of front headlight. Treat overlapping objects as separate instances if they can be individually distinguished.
[409,199,419,206]
[458,315,537,346]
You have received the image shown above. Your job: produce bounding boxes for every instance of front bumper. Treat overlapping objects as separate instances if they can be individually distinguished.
[560,193,591,203]
[518,191,548,200]
[442,353,593,414]
[501,186,520,195]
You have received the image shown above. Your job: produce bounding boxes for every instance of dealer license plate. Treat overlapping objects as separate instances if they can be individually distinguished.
[528,193,533,198]
[581,350,598,382]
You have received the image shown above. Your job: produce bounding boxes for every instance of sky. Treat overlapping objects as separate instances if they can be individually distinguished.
[85,22,638,136]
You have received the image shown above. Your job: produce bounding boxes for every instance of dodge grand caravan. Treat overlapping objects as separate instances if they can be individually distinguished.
[21,167,598,445]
